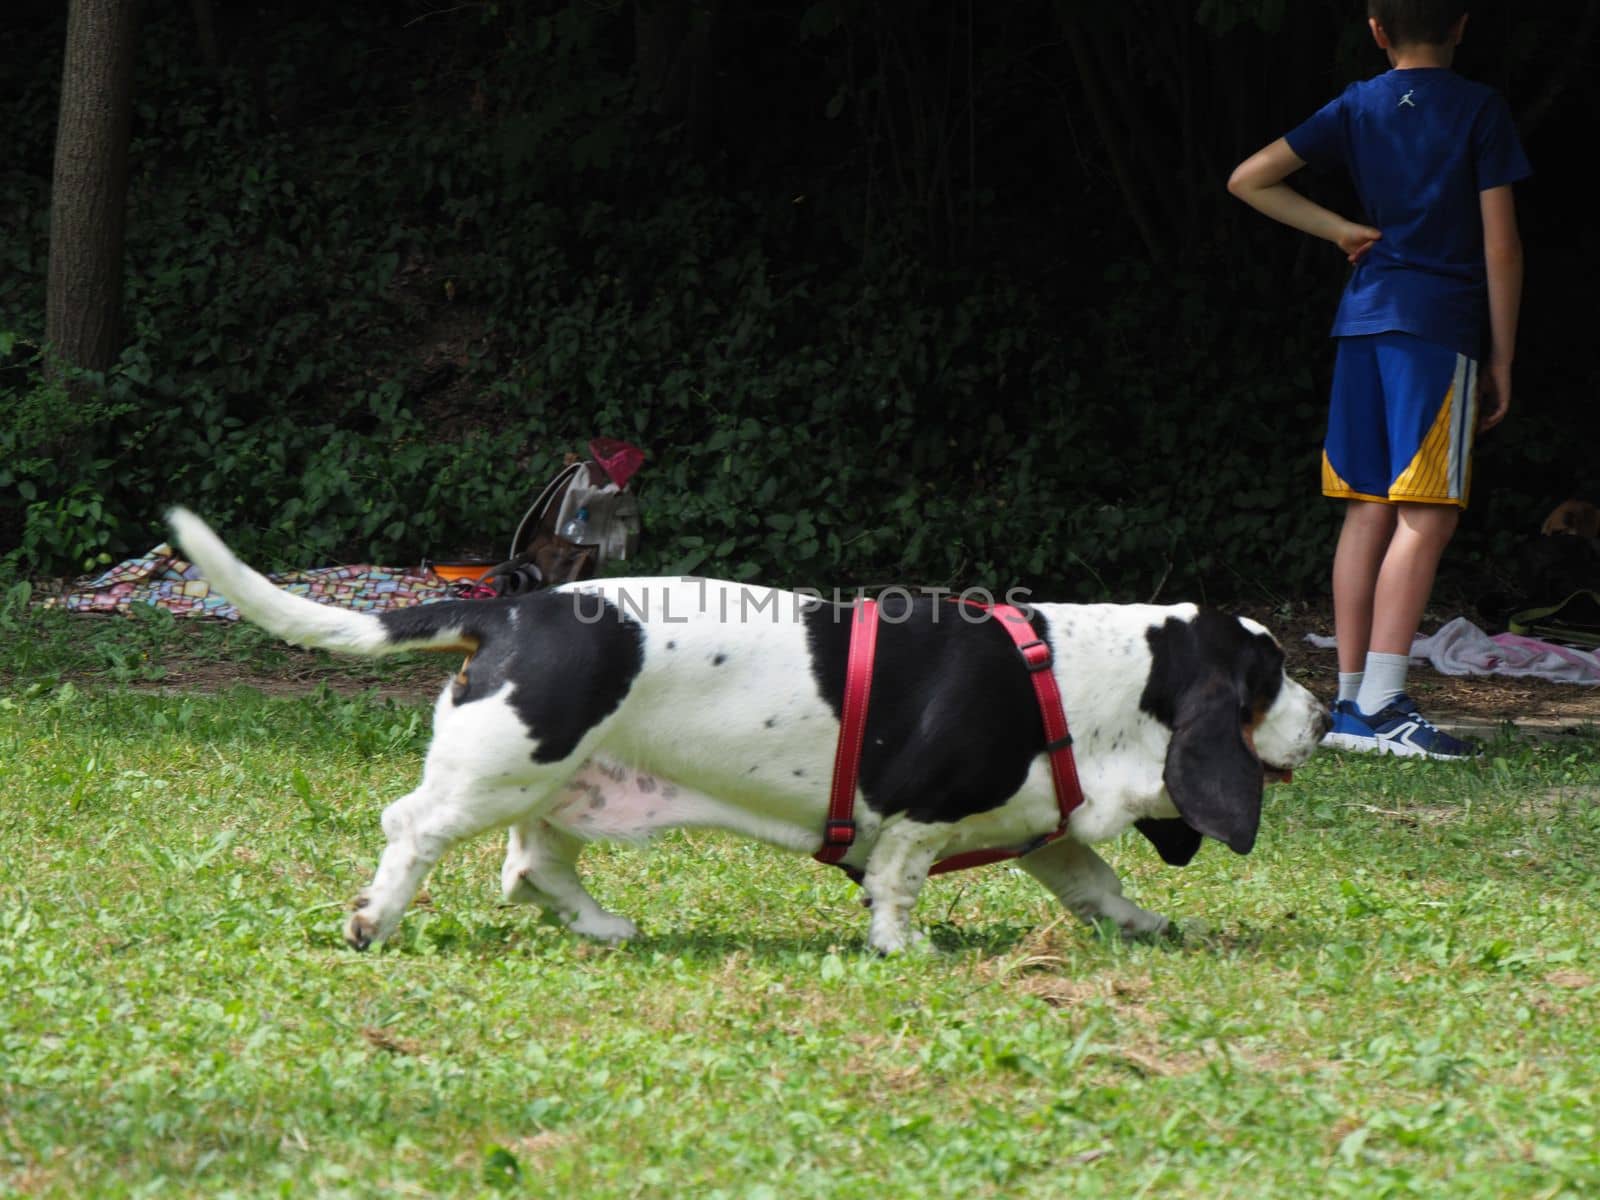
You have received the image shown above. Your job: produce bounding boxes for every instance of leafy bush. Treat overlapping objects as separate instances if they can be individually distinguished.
[2,3,1583,601]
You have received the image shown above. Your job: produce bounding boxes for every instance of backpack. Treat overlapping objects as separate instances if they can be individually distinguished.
[1474,527,1600,645]
[481,439,644,596]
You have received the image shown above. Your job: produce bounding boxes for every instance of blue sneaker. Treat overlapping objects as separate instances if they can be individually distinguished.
[1327,694,1479,760]
[1321,699,1378,752]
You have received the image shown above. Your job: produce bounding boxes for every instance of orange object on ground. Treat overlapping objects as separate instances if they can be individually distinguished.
[431,563,494,583]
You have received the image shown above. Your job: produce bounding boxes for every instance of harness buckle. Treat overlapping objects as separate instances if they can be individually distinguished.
[1015,834,1052,857]
[1016,639,1052,672]
[823,819,857,847]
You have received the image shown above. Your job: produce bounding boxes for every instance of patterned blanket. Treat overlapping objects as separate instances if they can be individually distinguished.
[46,544,455,620]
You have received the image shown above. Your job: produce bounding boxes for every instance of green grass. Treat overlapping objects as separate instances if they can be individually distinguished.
[0,579,442,693]
[2,610,1599,1196]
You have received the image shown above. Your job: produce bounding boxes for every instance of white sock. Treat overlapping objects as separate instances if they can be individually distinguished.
[1355,652,1410,716]
[1337,672,1364,704]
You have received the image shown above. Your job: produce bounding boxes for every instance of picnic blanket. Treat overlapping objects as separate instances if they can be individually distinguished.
[47,543,453,620]
[1306,616,1600,686]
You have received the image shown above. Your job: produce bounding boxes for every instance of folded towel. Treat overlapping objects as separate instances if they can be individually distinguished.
[1305,616,1600,685]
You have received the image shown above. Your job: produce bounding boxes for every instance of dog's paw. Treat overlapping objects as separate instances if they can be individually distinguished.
[1093,907,1170,940]
[570,912,639,943]
[1071,894,1170,940]
[345,910,378,951]
[344,891,392,951]
[1123,908,1170,938]
[867,924,933,957]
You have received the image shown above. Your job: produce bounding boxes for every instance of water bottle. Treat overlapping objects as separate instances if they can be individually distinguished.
[560,506,590,544]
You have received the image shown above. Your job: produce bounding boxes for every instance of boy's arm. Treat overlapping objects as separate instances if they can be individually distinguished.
[1228,138,1382,264]
[1477,184,1522,432]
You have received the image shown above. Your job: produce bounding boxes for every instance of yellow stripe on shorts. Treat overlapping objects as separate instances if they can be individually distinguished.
[1321,452,1390,503]
[1390,354,1477,506]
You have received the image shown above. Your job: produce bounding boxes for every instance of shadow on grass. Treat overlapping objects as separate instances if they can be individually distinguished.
[369,909,1339,964]
[359,911,1048,961]
[622,921,1044,960]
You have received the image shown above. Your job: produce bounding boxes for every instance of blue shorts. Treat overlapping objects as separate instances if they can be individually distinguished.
[1322,332,1479,508]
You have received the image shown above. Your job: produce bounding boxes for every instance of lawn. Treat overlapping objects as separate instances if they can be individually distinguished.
[1,597,1597,1197]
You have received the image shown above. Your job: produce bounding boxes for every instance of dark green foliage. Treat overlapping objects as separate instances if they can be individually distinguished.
[1,1,1592,600]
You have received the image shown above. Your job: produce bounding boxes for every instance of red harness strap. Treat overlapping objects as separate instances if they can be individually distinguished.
[814,599,880,866]
[815,600,1084,876]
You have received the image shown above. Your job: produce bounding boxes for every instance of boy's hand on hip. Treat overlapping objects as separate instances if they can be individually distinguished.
[1477,361,1512,432]
[1337,223,1382,264]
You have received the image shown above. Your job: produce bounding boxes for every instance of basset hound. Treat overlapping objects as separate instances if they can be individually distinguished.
[169,509,1328,955]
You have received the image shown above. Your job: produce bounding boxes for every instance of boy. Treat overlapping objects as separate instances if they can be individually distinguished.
[1228,0,1529,759]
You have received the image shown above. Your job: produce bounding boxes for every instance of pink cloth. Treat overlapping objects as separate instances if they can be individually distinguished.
[1306,617,1600,685]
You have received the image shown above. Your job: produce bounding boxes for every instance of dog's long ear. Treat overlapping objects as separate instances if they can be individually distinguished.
[1134,818,1204,866]
[1162,675,1262,855]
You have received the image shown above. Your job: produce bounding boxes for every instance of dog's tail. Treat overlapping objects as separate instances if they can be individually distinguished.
[167,508,482,657]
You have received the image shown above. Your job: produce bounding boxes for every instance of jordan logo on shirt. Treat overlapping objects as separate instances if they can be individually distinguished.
[1398,90,1416,107]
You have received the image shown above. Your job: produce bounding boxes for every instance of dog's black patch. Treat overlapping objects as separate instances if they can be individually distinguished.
[713,652,727,666]
[1139,610,1284,730]
[383,592,644,764]
[1134,818,1204,866]
[804,594,1051,826]
[1139,610,1283,854]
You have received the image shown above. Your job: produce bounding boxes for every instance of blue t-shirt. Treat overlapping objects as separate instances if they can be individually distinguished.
[1286,67,1530,359]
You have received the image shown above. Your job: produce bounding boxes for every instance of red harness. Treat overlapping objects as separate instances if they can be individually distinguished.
[814,600,1085,879]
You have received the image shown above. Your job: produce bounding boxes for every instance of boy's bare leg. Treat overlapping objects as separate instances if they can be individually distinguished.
[1333,500,1397,674]
[1368,502,1460,655]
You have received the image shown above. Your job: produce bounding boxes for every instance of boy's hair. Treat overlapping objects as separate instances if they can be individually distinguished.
[1367,0,1468,46]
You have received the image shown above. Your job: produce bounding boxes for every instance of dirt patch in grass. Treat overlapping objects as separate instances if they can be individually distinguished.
[982,925,1163,1021]
[361,1026,425,1056]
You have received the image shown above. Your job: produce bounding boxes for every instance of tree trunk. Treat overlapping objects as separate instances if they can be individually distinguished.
[633,0,719,154]
[189,0,220,72]
[46,0,141,384]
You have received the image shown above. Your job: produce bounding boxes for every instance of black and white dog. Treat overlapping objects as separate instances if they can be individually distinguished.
[169,509,1327,954]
